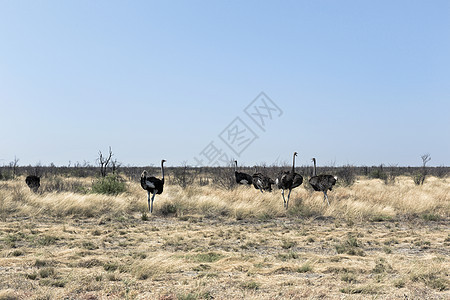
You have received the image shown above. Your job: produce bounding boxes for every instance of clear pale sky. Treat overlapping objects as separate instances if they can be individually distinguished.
[1,1,449,167]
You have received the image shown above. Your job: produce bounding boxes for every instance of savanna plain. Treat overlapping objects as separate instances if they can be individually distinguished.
[0,171,449,299]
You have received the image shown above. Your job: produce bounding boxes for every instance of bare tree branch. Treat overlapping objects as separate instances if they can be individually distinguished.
[97,147,113,177]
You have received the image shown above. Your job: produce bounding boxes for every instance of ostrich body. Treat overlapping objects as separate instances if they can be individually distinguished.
[25,175,40,193]
[252,167,274,193]
[309,158,337,206]
[141,160,165,213]
[276,152,303,209]
[234,160,253,185]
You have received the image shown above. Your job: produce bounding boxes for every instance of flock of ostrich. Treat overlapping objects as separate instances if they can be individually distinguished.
[140,152,337,213]
[24,152,337,214]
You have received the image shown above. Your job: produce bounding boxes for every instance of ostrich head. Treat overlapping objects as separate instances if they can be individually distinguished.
[311,158,316,163]
[291,152,298,170]
[141,170,148,178]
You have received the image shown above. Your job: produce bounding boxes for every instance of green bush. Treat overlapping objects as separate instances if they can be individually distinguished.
[369,169,387,181]
[91,175,127,195]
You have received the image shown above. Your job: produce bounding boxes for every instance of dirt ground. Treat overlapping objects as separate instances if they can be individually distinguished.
[0,213,448,299]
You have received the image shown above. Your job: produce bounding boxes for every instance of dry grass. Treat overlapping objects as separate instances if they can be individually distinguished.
[0,176,448,299]
[1,176,448,221]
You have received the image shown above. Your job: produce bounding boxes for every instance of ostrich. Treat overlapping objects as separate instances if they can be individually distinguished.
[276,152,303,209]
[252,166,274,193]
[25,175,40,193]
[234,160,253,185]
[141,159,165,213]
[309,158,337,206]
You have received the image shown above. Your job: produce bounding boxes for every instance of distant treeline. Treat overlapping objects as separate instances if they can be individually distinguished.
[1,164,448,184]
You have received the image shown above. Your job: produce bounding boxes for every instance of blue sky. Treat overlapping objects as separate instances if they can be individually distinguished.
[1,1,449,167]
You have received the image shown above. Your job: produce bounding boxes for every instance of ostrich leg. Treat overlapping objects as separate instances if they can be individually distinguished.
[286,189,292,209]
[150,191,156,213]
[147,191,151,212]
[324,191,330,206]
[281,190,286,207]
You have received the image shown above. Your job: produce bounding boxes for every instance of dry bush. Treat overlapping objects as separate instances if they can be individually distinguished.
[41,176,89,193]
[171,164,198,189]
[210,167,236,190]
[336,165,355,186]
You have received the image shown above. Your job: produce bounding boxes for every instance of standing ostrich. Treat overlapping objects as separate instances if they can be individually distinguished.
[309,158,337,206]
[25,175,40,193]
[252,166,274,193]
[276,152,303,209]
[141,159,165,213]
[234,160,253,185]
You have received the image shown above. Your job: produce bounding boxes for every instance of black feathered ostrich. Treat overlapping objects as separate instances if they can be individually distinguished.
[25,175,40,193]
[276,152,303,209]
[234,160,253,185]
[141,159,165,213]
[309,158,337,206]
[252,166,274,193]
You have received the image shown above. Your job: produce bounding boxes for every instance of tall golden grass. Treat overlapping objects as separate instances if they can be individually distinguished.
[0,175,448,221]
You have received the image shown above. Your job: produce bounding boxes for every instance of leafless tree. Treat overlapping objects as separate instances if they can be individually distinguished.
[386,164,399,185]
[111,159,121,175]
[211,161,236,190]
[413,153,431,185]
[172,161,197,189]
[421,153,431,166]
[97,147,113,177]
[10,156,19,178]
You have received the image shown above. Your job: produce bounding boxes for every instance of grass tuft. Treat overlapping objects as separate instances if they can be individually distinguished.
[241,280,260,290]
[190,252,223,263]
[296,263,312,273]
[335,235,364,256]
[340,284,380,294]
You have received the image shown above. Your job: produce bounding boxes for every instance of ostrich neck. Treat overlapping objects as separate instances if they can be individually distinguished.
[235,161,238,172]
[292,154,296,173]
[313,159,317,177]
[161,161,165,181]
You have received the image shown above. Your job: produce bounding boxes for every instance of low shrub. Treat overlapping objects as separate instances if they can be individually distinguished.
[91,175,127,195]
[369,168,387,182]
[337,165,356,186]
